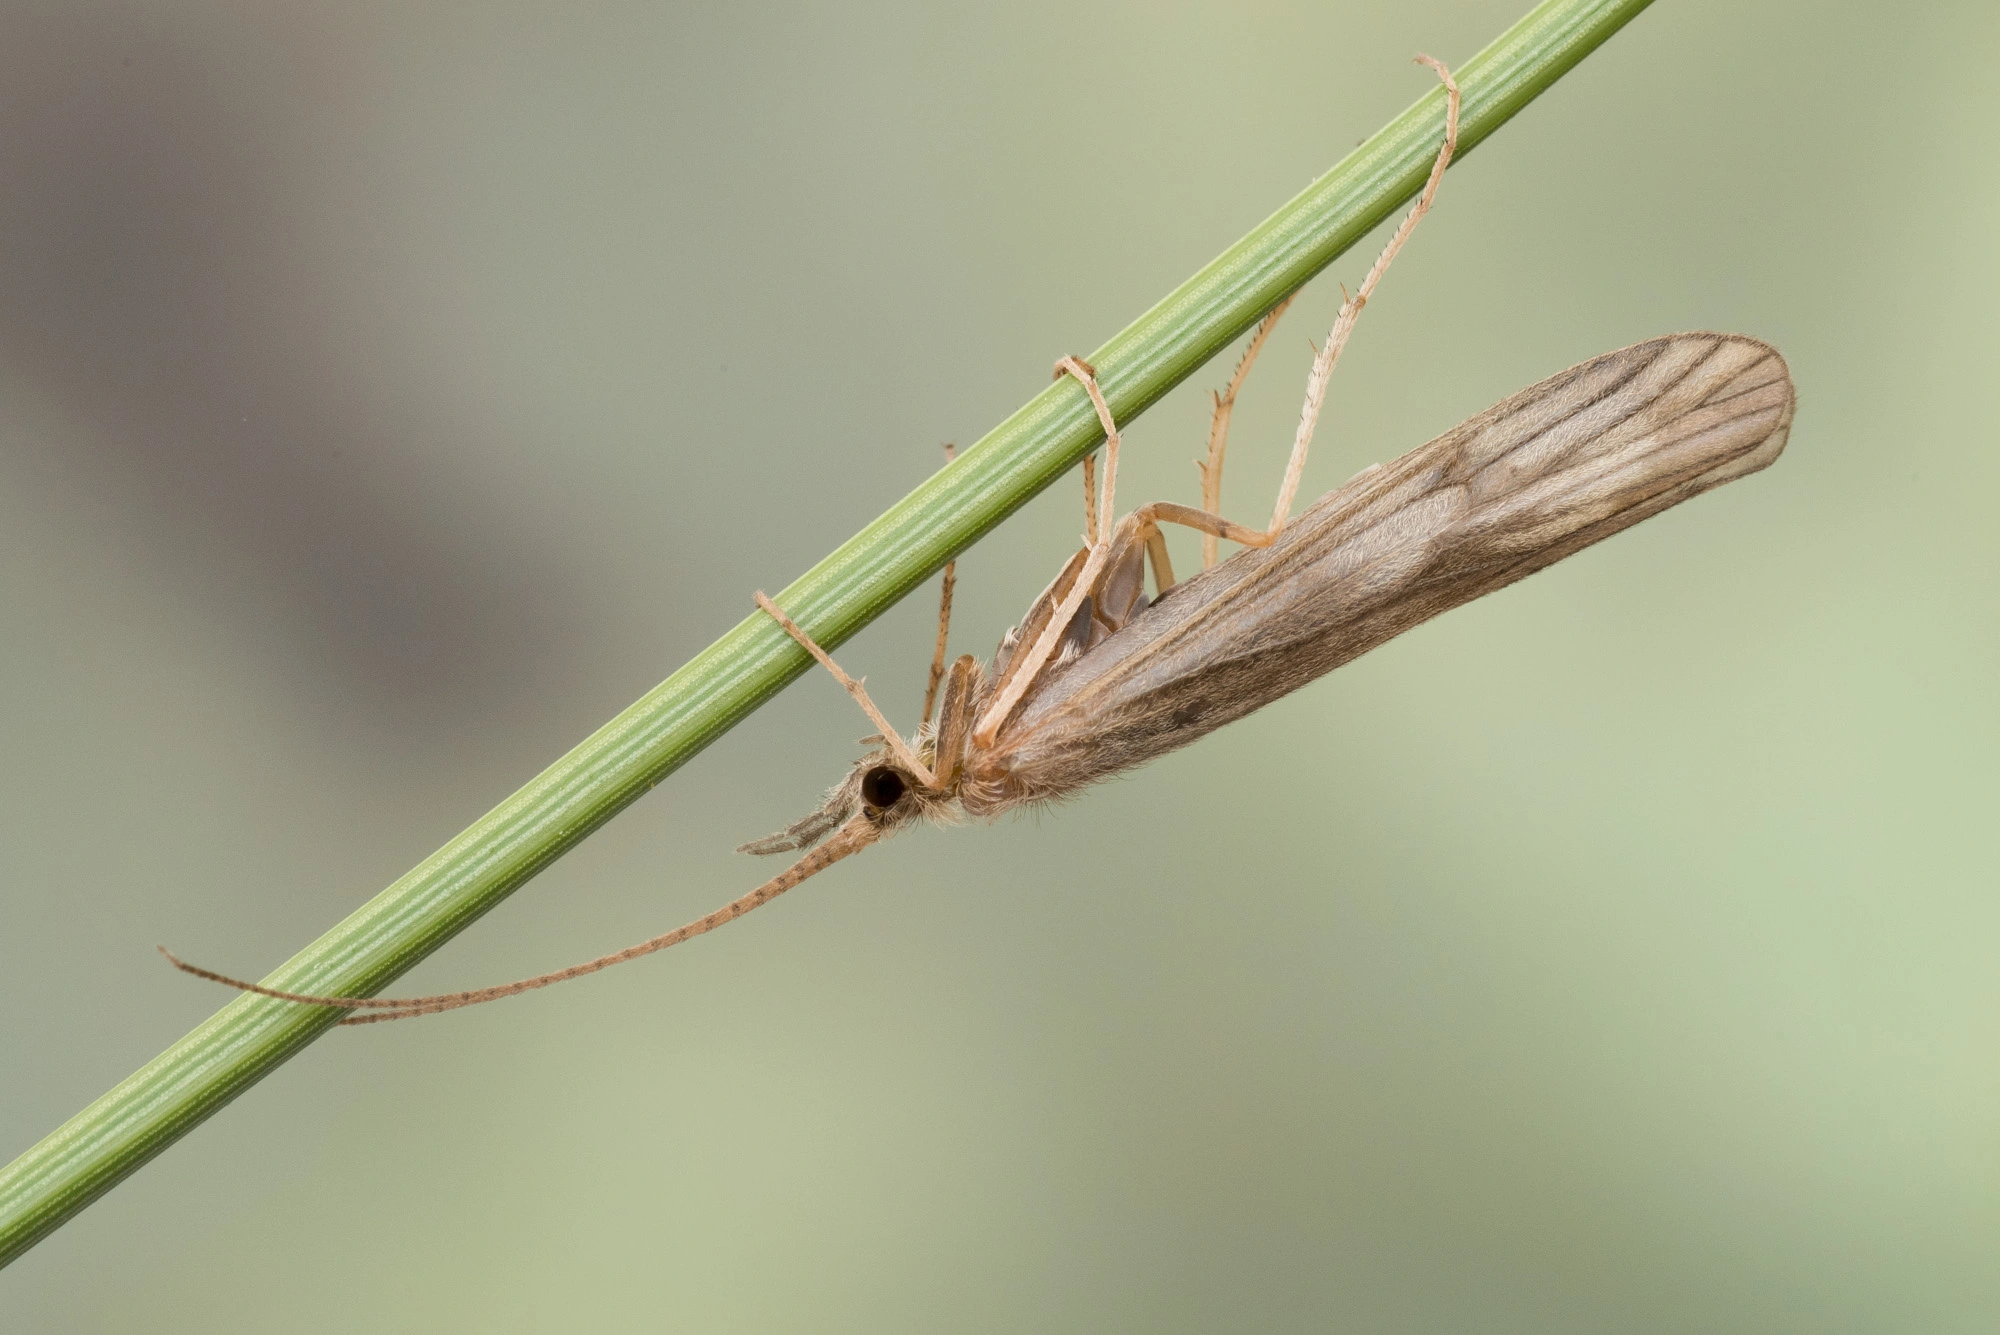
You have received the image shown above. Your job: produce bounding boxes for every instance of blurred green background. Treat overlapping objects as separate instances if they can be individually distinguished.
[3,0,1995,1329]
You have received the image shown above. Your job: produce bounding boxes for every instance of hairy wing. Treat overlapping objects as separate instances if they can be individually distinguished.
[960,333,1794,813]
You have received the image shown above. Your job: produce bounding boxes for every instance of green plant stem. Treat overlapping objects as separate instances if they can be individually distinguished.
[0,0,1655,1267]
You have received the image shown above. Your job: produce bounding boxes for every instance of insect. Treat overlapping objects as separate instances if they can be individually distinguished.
[164,58,1795,1021]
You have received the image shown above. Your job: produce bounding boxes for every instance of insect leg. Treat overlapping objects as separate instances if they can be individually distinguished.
[1080,452,1099,546]
[1054,355,1121,547]
[1129,502,1271,558]
[1197,294,1295,570]
[921,443,959,727]
[1267,56,1458,537]
[754,591,937,787]
[1141,519,1175,594]
[929,654,982,790]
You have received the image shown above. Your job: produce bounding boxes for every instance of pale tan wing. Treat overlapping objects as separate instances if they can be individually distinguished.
[960,334,1794,814]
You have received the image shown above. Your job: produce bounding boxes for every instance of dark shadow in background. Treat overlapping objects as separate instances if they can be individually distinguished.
[0,6,581,731]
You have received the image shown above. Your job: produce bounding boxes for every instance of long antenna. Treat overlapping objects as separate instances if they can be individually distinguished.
[162,814,881,1024]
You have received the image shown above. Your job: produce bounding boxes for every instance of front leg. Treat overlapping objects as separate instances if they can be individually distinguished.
[754,591,937,789]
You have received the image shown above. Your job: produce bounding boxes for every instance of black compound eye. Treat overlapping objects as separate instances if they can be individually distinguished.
[860,766,907,810]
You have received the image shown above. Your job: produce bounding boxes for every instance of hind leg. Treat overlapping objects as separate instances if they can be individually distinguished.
[1260,56,1459,540]
[1192,56,1460,568]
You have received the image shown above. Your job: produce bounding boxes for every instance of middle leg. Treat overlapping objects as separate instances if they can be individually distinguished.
[1054,354,1122,548]
[1198,294,1296,569]
[1264,56,1459,538]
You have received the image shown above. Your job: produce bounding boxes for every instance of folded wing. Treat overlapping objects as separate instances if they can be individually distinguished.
[960,333,1794,814]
